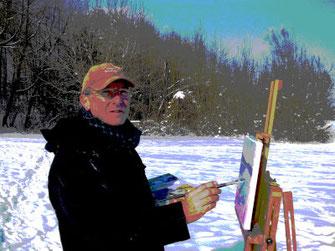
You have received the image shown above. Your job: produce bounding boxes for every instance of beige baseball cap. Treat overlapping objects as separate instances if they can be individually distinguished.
[81,63,135,93]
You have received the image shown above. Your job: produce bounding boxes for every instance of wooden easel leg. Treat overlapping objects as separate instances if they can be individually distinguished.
[262,186,282,251]
[282,191,297,251]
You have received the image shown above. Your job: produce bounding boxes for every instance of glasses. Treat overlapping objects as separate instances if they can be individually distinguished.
[87,88,130,100]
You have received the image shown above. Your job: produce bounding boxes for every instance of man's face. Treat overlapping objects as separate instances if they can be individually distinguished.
[82,81,130,126]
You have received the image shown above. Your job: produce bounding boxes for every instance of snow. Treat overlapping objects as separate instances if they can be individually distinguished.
[0,134,335,250]
[174,91,186,99]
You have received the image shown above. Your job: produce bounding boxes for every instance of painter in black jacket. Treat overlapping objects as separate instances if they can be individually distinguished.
[41,63,221,250]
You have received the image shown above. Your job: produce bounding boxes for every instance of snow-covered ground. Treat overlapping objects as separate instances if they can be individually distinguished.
[0,134,334,250]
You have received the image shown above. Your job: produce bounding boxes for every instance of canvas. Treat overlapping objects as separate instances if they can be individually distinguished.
[235,135,263,230]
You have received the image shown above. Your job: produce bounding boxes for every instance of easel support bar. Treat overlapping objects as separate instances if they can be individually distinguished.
[264,80,282,135]
[262,186,282,251]
[283,192,297,251]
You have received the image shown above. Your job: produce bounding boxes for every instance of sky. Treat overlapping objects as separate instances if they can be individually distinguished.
[141,0,335,70]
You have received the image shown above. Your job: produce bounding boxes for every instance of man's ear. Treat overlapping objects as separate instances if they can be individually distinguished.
[80,94,90,111]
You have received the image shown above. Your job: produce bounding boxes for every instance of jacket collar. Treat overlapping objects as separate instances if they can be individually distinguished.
[41,110,141,153]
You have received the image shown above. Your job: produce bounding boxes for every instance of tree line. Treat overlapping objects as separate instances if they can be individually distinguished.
[0,0,334,142]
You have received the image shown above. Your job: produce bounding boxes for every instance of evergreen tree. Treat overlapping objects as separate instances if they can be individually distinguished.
[261,28,335,142]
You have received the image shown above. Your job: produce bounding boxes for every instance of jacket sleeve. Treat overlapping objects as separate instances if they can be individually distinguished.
[48,147,190,249]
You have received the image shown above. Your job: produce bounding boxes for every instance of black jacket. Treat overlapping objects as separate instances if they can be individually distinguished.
[41,116,190,250]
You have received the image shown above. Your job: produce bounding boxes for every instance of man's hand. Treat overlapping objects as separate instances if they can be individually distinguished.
[180,181,221,224]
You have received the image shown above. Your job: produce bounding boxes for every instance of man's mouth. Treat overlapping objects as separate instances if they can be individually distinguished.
[110,110,124,113]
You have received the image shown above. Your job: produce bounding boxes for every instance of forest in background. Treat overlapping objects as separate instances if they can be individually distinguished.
[0,0,334,142]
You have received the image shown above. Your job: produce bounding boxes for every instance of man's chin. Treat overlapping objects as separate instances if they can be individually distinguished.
[104,117,126,126]
[92,112,127,126]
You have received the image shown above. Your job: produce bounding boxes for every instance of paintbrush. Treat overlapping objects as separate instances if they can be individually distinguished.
[157,179,245,202]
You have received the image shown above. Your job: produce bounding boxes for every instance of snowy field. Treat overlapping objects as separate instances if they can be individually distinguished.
[0,134,335,250]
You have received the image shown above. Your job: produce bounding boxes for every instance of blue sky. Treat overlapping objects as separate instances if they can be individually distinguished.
[141,0,335,69]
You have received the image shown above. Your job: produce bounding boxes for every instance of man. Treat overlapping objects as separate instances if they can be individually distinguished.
[42,63,221,250]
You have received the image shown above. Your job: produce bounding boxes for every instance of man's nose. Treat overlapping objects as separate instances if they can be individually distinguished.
[111,95,125,107]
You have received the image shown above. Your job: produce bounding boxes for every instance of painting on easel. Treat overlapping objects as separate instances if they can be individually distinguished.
[235,135,263,230]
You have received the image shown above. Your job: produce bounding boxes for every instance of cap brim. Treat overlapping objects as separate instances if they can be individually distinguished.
[95,77,135,90]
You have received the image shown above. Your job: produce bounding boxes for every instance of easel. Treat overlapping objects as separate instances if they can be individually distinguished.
[238,80,297,251]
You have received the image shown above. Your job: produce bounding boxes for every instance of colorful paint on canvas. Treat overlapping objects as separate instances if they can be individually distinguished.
[235,135,263,230]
